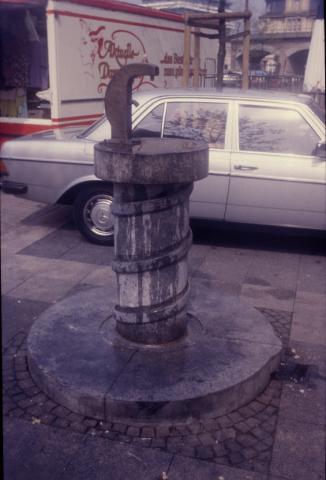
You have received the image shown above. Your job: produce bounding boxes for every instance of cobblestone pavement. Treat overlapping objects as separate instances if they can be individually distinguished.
[3,308,293,475]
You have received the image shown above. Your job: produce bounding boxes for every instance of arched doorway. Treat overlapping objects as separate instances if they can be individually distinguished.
[288,49,309,75]
[236,49,271,72]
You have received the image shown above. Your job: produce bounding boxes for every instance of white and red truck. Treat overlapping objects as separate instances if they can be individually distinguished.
[0,0,216,143]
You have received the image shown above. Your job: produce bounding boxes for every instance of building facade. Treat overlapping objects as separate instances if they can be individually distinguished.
[231,0,320,76]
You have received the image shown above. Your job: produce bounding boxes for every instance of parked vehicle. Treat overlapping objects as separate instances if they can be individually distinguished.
[0,0,213,144]
[1,88,325,244]
[223,71,242,87]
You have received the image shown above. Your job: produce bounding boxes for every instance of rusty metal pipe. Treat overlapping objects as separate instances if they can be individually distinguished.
[104,63,159,143]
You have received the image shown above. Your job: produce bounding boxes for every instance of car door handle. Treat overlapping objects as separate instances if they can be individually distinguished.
[234,165,258,171]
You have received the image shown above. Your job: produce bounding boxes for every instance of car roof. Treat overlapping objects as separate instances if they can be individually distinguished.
[133,87,314,106]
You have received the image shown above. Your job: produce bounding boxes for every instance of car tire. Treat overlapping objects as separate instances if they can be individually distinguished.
[73,186,114,245]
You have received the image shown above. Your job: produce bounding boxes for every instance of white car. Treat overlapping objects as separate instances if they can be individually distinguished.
[1,88,325,244]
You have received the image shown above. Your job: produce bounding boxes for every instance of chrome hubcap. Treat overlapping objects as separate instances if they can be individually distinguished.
[83,194,114,237]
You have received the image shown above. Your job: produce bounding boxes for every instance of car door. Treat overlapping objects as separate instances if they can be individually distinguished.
[226,100,326,230]
[162,99,231,220]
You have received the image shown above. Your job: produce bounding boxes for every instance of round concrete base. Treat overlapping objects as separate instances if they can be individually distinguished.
[27,280,282,423]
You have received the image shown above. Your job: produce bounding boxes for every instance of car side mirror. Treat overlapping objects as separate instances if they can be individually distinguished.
[314,141,326,159]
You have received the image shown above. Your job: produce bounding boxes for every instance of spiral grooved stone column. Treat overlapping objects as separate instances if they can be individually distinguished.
[112,183,192,344]
[94,137,209,345]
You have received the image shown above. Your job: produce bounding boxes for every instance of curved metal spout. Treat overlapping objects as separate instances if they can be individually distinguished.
[104,63,159,143]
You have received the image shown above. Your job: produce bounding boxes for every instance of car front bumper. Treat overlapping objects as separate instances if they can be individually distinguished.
[0,179,28,194]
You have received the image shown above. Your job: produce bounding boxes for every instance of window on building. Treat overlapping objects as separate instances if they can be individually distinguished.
[310,0,319,14]
[267,0,286,14]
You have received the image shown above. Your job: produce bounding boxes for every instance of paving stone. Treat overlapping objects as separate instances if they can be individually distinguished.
[227,411,244,423]
[155,425,170,437]
[68,412,86,423]
[251,426,267,440]
[102,430,118,440]
[187,422,205,434]
[242,447,258,460]
[257,451,272,463]
[183,435,200,446]
[6,385,23,396]
[53,417,70,429]
[117,434,131,443]
[252,461,268,473]
[218,415,234,428]
[237,434,258,448]
[261,418,277,434]
[202,418,220,431]
[17,379,35,390]
[8,408,24,418]
[16,371,30,380]
[42,400,58,413]
[141,426,155,438]
[70,422,88,434]
[132,437,152,447]
[83,418,98,428]
[52,405,71,418]
[180,446,196,457]
[26,405,44,417]
[23,386,41,397]
[12,393,27,403]
[224,438,242,452]
[235,421,251,434]
[213,443,228,457]
[17,397,39,409]
[151,437,167,449]
[195,445,215,459]
[173,424,190,435]
[262,434,274,448]
[214,456,231,466]
[126,426,141,437]
[198,432,216,445]
[255,441,270,453]
[39,413,56,425]
[228,451,245,465]
[3,401,18,415]
[220,427,237,440]
[237,405,255,418]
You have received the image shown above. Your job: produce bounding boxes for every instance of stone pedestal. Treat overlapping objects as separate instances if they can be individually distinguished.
[26,63,282,424]
[94,137,208,344]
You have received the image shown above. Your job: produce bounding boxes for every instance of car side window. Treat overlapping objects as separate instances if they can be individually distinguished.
[163,102,228,148]
[132,104,164,138]
[238,105,320,155]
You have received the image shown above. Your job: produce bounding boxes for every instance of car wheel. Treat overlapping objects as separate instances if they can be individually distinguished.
[73,186,114,245]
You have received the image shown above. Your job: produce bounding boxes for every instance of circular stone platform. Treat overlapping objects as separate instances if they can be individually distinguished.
[27,279,282,423]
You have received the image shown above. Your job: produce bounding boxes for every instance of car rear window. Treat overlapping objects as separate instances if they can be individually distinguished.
[238,105,320,156]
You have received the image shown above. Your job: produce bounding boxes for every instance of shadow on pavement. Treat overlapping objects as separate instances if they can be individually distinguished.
[191,220,326,256]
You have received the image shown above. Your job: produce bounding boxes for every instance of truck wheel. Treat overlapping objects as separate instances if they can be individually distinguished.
[73,186,114,245]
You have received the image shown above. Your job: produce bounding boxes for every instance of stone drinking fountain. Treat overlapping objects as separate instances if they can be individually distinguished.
[27,64,282,423]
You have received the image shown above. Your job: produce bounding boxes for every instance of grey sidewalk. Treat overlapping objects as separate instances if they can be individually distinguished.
[1,192,325,480]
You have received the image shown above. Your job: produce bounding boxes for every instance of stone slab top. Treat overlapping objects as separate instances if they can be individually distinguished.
[94,137,209,184]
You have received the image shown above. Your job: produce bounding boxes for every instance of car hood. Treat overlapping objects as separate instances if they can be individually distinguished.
[19,126,84,141]
[1,126,90,162]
